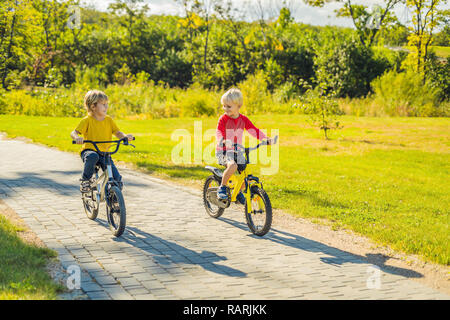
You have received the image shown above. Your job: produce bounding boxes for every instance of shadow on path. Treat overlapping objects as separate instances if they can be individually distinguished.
[218,216,423,279]
[94,218,247,278]
[0,170,150,198]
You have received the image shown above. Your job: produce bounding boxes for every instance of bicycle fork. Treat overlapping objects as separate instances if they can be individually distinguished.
[244,175,263,214]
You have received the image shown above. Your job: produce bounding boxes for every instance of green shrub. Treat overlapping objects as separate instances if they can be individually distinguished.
[426,55,450,102]
[371,70,446,117]
[239,71,271,114]
[295,85,343,139]
[315,38,389,98]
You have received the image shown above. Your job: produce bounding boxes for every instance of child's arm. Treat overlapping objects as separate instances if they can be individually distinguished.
[70,130,84,144]
[216,115,233,148]
[114,131,134,141]
[243,116,269,141]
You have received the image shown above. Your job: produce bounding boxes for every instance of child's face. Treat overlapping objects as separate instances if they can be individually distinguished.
[93,99,108,117]
[222,102,240,118]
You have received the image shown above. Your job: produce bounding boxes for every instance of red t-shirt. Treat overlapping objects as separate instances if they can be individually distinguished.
[216,113,267,152]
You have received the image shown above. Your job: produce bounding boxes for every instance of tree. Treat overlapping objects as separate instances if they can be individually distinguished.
[296,82,343,140]
[108,0,150,74]
[304,0,404,47]
[0,0,41,89]
[404,0,448,75]
[432,24,450,46]
[31,0,77,86]
[214,0,251,63]
[314,35,390,98]
[177,0,217,72]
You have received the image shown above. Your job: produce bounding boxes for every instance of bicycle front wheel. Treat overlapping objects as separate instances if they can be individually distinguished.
[245,186,272,236]
[106,186,126,237]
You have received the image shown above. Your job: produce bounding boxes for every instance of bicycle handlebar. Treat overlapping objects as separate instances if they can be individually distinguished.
[72,137,135,155]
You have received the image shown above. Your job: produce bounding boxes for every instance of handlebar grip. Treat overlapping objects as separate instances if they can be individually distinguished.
[72,141,76,144]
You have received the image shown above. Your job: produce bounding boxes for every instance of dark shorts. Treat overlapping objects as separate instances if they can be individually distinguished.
[216,150,247,172]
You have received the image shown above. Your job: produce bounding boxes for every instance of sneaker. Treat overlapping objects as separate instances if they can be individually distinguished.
[217,185,228,200]
[236,192,246,205]
[80,180,91,193]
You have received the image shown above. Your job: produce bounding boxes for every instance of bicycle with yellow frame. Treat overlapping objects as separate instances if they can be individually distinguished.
[203,136,278,236]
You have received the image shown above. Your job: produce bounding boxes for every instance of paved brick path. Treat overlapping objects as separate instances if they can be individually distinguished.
[0,137,448,300]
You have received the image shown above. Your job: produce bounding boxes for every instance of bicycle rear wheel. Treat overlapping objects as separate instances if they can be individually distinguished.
[203,175,225,218]
[106,186,126,237]
[245,186,272,236]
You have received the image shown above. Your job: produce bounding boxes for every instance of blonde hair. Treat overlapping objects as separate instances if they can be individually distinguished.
[84,90,108,114]
[221,88,243,107]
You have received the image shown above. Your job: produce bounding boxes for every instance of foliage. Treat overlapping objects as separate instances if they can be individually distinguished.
[371,69,448,116]
[239,70,271,115]
[314,36,390,98]
[404,0,448,75]
[295,82,344,139]
[304,0,403,47]
[432,24,450,46]
[0,0,447,117]
[376,22,409,46]
[426,55,450,102]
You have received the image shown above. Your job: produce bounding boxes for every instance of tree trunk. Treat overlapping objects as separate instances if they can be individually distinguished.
[204,13,209,72]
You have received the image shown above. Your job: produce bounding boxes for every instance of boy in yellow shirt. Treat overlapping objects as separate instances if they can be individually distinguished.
[70,90,134,193]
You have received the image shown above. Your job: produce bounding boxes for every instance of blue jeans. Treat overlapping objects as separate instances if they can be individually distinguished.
[80,150,122,183]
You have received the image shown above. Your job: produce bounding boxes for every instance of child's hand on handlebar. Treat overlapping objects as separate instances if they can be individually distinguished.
[266,137,277,145]
[75,137,84,145]
[125,134,135,141]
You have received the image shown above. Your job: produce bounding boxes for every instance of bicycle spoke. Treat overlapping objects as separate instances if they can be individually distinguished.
[250,195,266,231]
[208,180,220,212]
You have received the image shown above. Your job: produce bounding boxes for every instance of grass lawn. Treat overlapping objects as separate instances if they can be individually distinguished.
[431,46,450,58]
[402,45,450,58]
[0,204,64,299]
[0,114,449,265]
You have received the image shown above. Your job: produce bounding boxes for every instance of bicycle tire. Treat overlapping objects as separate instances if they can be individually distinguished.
[245,186,272,236]
[203,175,225,218]
[82,189,99,220]
[106,186,126,237]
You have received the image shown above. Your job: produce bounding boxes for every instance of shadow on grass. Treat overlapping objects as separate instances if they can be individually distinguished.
[94,218,246,278]
[218,217,423,280]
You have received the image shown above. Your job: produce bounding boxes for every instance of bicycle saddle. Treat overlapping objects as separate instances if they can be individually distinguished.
[204,166,223,179]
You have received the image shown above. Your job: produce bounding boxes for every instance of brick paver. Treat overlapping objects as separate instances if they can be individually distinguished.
[0,137,448,300]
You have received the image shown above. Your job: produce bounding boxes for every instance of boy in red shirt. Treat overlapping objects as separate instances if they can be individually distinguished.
[216,88,275,204]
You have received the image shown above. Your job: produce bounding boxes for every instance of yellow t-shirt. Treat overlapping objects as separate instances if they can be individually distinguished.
[75,115,120,153]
